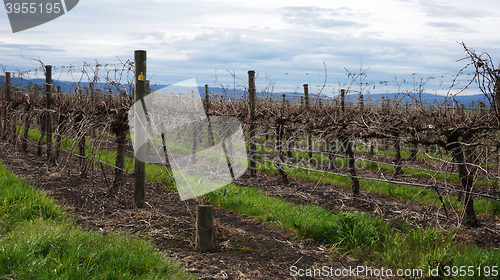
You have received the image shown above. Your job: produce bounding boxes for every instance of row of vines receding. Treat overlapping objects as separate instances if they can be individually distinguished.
[0,43,499,228]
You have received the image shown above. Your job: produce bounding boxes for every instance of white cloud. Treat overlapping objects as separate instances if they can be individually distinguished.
[426,21,472,32]
[281,6,369,29]
[417,0,490,19]
[0,0,499,94]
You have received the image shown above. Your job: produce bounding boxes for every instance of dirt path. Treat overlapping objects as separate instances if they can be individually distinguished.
[1,136,499,278]
[0,140,406,279]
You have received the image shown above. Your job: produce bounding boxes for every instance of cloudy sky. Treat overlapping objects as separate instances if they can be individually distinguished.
[1,0,499,96]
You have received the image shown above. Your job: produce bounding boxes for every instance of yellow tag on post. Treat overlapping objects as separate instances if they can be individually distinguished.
[138,72,145,81]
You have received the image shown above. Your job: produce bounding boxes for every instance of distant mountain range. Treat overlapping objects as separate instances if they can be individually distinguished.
[0,76,487,107]
[343,93,487,107]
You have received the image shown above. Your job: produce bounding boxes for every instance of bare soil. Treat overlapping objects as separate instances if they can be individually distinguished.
[0,140,389,279]
[0,138,499,279]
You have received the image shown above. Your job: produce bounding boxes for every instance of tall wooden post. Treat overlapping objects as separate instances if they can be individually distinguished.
[304,84,312,160]
[204,85,214,146]
[196,205,214,252]
[45,66,53,164]
[494,71,500,189]
[340,89,345,112]
[248,70,257,177]
[303,84,309,108]
[5,72,11,102]
[133,50,147,208]
[4,72,11,135]
[359,94,364,112]
[495,71,500,121]
[204,84,209,108]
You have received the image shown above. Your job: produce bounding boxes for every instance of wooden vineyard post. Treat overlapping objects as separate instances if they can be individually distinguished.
[304,84,310,108]
[204,85,213,145]
[495,72,500,189]
[248,70,257,177]
[133,50,147,209]
[191,84,199,163]
[304,84,312,160]
[340,89,345,113]
[196,205,214,252]
[3,72,11,140]
[45,65,54,164]
[359,93,364,112]
[495,70,500,116]
[5,72,10,102]
[204,84,209,107]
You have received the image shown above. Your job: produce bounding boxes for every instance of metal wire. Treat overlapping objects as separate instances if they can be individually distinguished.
[15,132,133,175]
[8,127,500,202]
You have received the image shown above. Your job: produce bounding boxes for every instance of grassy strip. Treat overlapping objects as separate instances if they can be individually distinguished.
[204,184,500,279]
[23,122,497,188]
[256,159,500,217]
[15,126,500,278]
[20,125,500,216]
[0,163,194,280]
[261,143,497,188]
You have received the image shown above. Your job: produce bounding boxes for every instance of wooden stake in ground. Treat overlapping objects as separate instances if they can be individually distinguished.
[3,72,11,140]
[45,65,54,164]
[204,85,213,145]
[340,89,345,112]
[248,70,257,177]
[133,50,147,209]
[196,205,213,252]
[304,84,312,160]
[5,72,10,102]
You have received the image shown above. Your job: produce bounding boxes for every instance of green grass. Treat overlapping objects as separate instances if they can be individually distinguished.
[204,184,500,279]
[19,124,500,217]
[0,164,66,235]
[258,141,500,187]
[254,156,500,217]
[0,163,194,280]
[12,125,500,279]
[205,185,387,252]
